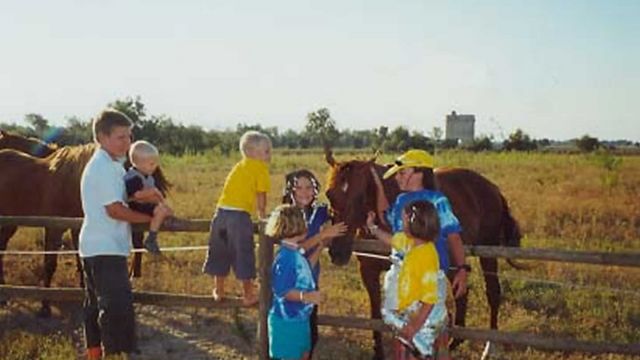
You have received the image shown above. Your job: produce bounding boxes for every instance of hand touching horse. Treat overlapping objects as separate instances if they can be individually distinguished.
[324,150,522,359]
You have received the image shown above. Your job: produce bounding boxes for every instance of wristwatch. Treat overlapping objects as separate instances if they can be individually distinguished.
[456,264,472,272]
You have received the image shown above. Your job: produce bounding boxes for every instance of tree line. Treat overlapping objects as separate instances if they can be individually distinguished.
[1,96,635,156]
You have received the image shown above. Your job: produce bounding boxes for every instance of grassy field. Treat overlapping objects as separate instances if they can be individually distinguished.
[1,149,639,359]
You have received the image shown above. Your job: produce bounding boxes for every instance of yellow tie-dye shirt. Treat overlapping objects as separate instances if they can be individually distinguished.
[397,242,440,311]
[391,232,413,253]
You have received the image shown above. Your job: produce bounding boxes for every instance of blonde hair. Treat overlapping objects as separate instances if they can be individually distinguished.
[239,130,271,158]
[129,140,159,167]
[265,204,307,239]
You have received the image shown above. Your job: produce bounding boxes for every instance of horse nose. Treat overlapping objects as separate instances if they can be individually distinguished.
[330,254,350,266]
[328,237,352,266]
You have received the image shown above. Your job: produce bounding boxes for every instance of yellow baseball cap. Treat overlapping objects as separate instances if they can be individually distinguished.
[383,149,434,179]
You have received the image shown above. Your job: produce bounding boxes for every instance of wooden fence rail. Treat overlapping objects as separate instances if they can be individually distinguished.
[1,216,638,268]
[0,284,638,356]
[1,215,639,357]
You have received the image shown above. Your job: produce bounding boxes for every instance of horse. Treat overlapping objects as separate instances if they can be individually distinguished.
[0,129,59,156]
[323,149,522,359]
[0,130,170,317]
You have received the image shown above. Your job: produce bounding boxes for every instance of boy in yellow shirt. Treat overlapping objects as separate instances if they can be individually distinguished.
[203,131,271,306]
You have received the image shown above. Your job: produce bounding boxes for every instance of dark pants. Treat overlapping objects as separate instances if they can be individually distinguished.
[82,255,136,355]
[131,231,144,277]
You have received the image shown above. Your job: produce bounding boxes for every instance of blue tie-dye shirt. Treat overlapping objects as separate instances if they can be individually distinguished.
[386,190,462,272]
[270,245,316,321]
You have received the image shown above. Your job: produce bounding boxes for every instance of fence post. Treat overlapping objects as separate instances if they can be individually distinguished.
[257,222,273,360]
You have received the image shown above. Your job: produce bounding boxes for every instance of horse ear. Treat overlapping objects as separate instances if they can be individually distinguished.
[324,143,336,167]
[368,149,381,163]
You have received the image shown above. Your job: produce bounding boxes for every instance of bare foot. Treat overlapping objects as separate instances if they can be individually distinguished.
[242,295,258,307]
[212,288,224,302]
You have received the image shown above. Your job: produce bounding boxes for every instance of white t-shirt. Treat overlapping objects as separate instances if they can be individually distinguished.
[79,147,131,257]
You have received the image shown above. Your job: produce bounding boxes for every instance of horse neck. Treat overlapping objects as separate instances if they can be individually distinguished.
[377,167,400,205]
[46,144,96,177]
[0,135,57,157]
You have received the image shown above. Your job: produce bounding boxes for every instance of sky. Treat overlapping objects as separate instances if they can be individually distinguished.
[1,0,638,141]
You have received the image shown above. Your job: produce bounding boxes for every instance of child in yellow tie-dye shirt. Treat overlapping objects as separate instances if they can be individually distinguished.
[368,200,451,360]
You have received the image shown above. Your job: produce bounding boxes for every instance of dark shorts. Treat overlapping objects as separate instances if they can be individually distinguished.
[202,208,256,280]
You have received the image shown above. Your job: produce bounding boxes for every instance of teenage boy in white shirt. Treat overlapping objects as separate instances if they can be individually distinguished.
[79,109,172,359]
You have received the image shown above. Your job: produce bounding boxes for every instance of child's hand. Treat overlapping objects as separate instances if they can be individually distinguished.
[134,188,164,204]
[319,222,347,242]
[302,291,323,305]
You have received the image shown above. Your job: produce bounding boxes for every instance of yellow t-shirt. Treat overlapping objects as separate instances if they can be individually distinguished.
[397,242,440,311]
[217,157,270,215]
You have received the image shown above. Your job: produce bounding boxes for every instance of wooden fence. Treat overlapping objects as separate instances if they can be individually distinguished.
[0,216,639,358]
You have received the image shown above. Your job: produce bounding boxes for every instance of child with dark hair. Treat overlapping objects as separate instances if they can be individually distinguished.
[368,200,452,359]
[281,169,346,355]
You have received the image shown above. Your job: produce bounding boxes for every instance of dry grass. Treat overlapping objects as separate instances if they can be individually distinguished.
[1,149,639,359]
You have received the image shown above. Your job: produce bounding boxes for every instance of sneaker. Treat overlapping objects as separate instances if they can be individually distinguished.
[144,235,161,255]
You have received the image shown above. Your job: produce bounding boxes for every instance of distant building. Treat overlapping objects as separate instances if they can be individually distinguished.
[445,111,475,143]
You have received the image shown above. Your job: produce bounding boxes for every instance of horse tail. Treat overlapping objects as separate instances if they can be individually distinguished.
[500,194,528,270]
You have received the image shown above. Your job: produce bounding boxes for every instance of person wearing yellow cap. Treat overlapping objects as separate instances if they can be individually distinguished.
[366,149,467,358]
[368,149,468,297]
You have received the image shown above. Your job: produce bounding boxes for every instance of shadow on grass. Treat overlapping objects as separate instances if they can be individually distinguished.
[0,300,259,360]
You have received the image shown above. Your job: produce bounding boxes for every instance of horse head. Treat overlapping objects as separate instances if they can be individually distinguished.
[0,130,58,157]
[324,147,399,265]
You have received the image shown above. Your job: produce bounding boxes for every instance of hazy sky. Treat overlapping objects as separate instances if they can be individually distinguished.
[1,0,638,141]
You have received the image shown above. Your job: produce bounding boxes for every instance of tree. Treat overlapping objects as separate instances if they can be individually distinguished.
[575,134,600,153]
[503,129,537,151]
[371,126,389,152]
[108,96,146,126]
[59,116,92,145]
[464,135,493,152]
[386,126,411,152]
[429,126,444,155]
[25,113,50,137]
[305,108,339,147]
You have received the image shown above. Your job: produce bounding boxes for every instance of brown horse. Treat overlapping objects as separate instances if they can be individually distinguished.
[0,130,59,156]
[0,131,170,317]
[323,151,522,359]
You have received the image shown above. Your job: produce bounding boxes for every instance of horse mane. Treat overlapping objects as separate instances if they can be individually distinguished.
[325,158,373,190]
[325,162,343,190]
[47,143,97,178]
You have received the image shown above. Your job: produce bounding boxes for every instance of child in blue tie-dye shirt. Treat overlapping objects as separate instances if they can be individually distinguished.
[266,204,323,360]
